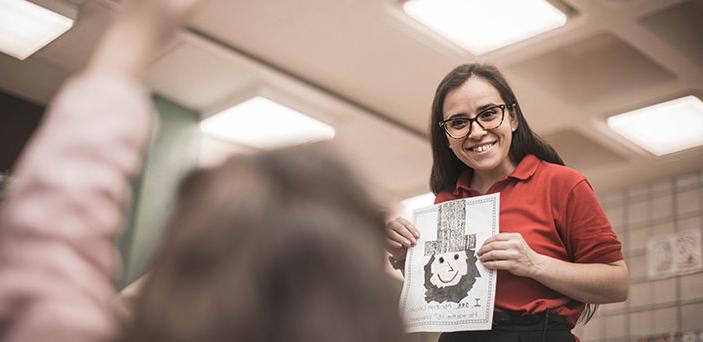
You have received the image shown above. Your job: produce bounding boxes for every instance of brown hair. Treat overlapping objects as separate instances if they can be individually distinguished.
[120,144,404,342]
[428,64,599,323]
[429,63,564,194]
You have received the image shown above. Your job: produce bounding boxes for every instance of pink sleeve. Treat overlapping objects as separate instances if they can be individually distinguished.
[0,71,153,342]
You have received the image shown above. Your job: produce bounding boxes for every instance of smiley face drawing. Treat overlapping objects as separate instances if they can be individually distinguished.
[423,200,480,304]
[430,251,469,287]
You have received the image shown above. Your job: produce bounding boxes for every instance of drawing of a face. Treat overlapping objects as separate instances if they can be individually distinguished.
[429,251,468,288]
[423,249,480,303]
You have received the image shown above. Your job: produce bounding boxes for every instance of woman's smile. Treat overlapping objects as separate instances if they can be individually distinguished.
[465,141,497,154]
[442,77,517,180]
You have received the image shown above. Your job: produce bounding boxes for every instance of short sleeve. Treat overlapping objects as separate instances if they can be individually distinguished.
[560,179,624,264]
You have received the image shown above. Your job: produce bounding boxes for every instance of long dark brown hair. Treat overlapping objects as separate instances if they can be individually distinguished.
[119,144,404,342]
[429,63,564,194]
[428,64,600,323]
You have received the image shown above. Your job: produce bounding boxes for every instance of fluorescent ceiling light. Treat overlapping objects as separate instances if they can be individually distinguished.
[0,0,75,60]
[608,96,703,156]
[200,96,335,149]
[397,192,435,220]
[402,0,567,55]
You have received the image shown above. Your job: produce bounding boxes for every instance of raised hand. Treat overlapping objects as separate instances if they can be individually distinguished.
[87,0,207,79]
[119,0,206,34]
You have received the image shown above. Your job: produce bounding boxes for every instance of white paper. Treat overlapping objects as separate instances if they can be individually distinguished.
[674,229,702,274]
[647,229,702,280]
[647,233,675,279]
[399,193,499,333]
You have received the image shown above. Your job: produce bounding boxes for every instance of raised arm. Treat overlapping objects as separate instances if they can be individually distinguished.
[0,1,202,341]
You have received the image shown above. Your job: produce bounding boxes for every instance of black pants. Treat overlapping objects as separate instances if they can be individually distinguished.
[438,311,575,342]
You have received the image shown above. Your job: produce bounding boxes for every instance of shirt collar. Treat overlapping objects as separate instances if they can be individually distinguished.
[508,154,540,181]
[453,154,540,195]
[453,169,473,195]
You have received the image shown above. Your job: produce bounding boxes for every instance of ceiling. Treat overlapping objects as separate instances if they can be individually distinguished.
[1,0,702,206]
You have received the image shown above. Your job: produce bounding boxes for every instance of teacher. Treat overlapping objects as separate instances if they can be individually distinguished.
[386,64,628,342]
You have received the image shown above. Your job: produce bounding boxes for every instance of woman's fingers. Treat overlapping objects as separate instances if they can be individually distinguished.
[482,232,521,244]
[478,250,517,262]
[384,217,421,262]
[385,238,403,249]
[477,240,515,256]
[384,239,407,261]
[396,217,420,238]
[477,232,542,278]
[479,233,526,255]
[387,228,414,247]
[387,218,417,245]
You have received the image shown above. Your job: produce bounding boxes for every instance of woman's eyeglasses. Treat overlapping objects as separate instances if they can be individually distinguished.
[439,104,509,139]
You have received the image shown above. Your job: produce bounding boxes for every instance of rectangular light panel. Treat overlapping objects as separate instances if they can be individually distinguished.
[608,96,703,156]
[403,0,567,55]
[200,96,335,149]
[0,0,75,60]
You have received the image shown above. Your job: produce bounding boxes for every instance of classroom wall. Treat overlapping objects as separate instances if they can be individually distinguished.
[574,170,703,342]
[0,91,44,174]
[119,96,202,286]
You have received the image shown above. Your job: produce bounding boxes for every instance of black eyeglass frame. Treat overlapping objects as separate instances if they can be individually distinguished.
[438,104,511,139]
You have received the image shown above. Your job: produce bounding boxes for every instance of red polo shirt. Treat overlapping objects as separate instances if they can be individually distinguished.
[434,155,624,327]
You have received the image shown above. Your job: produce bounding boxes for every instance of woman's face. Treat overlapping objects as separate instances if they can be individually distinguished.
[442,77,518,176]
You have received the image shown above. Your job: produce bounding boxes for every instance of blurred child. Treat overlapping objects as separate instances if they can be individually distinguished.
[0,1,403,341]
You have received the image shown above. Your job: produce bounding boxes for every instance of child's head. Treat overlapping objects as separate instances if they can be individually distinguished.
[121,144,403,342]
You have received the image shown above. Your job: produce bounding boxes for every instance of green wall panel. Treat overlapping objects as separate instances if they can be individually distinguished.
[119,96,201,286]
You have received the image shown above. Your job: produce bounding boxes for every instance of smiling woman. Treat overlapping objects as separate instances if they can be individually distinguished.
[440,78,519,193]
[385,64,628,342]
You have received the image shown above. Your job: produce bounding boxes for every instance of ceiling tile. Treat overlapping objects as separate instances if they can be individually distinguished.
[506,32,676,105]
[639,0,703,67]
[543,128,627,171]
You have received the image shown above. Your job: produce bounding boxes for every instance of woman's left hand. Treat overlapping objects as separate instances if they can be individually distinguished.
[477,232,545,278]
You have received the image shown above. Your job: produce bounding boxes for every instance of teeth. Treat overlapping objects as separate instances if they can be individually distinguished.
[471,143,493,152]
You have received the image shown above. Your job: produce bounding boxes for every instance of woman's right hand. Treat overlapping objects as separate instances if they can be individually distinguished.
[385,217,421,262]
